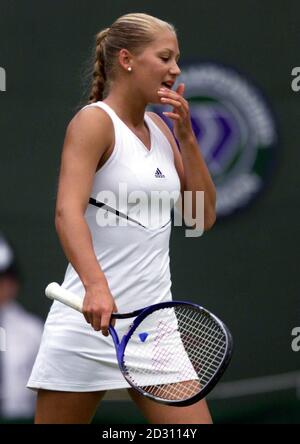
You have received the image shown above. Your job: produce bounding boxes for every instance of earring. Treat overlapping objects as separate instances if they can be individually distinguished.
[127,66,132,72]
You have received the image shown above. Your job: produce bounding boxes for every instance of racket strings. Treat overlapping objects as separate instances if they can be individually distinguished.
[179,312,226,379]
[175,310,226,386]
[123,305,227,402]
[181,319,226,385]
[143,379,201,400]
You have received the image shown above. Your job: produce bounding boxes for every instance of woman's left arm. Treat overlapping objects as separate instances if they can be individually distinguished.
[157,83,216,230]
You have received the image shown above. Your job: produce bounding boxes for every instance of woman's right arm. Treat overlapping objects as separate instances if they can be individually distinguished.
[55,107,117,336]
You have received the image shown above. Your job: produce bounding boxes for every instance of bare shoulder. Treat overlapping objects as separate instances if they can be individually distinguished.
[65,105,114,153]
[56,106,115,212]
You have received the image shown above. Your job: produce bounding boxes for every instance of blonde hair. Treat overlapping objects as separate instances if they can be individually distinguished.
[85,13,176,103]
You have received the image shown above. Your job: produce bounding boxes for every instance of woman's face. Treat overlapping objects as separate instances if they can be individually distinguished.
[132,30,181,103]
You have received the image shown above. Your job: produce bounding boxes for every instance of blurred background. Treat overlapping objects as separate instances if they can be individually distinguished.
[0,0,299,424]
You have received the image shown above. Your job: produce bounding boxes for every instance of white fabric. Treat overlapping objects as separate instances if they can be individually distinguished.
[27,102,181,392]
[123,307,198,386]
[0,302,43,417]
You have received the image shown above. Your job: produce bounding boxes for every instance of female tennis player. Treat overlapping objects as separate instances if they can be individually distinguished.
[27,13,216,424]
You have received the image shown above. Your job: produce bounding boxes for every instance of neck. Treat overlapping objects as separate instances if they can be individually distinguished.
[103,83,148,129]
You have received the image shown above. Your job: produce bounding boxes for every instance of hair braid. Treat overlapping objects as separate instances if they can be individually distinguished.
[88,27,110,103]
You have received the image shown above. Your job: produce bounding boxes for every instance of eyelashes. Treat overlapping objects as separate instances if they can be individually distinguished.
[160,56,180,64]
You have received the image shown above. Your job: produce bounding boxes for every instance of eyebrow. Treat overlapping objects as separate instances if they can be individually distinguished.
[161,49,180,60]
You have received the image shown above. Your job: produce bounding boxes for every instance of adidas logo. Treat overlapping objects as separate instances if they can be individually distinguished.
[154,168,165,178]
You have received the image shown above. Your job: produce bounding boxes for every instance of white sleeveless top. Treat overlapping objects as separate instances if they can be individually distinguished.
[27,102,183,392]
[61,101,181,313]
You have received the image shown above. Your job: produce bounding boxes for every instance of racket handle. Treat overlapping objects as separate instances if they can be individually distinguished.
[45,282,83,313]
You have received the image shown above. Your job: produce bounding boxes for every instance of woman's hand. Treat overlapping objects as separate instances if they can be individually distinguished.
[82,282,118,336]
[157,83,194,142]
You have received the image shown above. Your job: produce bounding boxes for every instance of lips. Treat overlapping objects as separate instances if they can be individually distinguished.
[161,81,174,89]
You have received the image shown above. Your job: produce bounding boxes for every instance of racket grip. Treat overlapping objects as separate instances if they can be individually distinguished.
[45,282,83,313]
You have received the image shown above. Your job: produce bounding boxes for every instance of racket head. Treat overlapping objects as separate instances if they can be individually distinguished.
[115,301,233,406]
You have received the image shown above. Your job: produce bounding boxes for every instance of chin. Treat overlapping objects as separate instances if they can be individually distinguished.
[147,95,161,105]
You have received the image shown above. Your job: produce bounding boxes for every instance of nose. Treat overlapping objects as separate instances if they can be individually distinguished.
[170,61,181,76]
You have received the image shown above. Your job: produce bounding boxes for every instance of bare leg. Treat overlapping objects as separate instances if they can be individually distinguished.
[127,388,213,424]
[35,389,106,424]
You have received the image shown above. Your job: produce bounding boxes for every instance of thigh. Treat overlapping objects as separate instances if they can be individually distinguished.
[35,389,106,424]
[127,389,213,424]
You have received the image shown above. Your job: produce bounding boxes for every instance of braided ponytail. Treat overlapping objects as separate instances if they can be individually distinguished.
[88,28,109,103]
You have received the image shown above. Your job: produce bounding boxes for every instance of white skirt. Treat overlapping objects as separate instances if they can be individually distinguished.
[27,300,133,392]
[27,299,198,392]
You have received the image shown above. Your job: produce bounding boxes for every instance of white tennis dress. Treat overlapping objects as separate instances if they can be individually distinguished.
[27,101,182,392]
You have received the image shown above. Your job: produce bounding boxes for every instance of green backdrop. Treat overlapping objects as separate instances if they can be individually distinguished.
[0,0,299,423]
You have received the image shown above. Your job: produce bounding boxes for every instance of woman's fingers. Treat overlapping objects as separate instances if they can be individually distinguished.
[160,97,182,107]
[82,289,118,335]
[91,313,102,332]
[100,311,111,336]
[110,302,118,329]
[82,304,92,325]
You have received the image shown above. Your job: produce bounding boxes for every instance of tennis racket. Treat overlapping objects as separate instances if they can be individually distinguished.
[45,282,233,406]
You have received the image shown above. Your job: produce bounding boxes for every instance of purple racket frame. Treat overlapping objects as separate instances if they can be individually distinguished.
[109,300,233,407]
